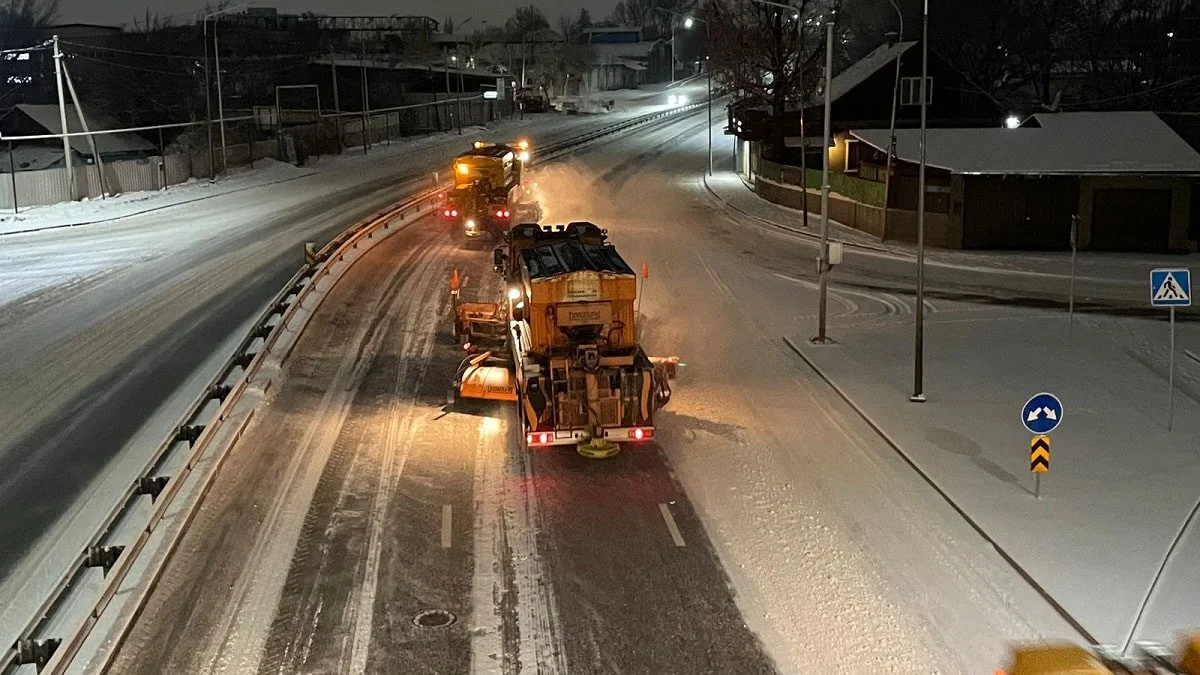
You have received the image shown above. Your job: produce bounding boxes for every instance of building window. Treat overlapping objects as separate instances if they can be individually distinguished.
[900,76,933,106]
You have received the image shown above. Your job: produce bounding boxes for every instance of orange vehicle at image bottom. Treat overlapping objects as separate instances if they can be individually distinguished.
[997,634,1200,675]
[449,221,678,459]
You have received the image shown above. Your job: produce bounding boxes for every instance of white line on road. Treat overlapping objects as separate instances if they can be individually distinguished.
[442,504,452,548]
[659,503,686,547]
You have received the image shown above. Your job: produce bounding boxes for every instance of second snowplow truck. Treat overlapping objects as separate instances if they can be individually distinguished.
[440,140,541,241]
[452,222,677,458]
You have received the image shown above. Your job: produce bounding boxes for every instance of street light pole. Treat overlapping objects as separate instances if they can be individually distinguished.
[203,18,214,180]
[214,13,227,172]
[911,0,929,403]
[883,0,904,240]
[707,56,713,175]
[812,21,834,344]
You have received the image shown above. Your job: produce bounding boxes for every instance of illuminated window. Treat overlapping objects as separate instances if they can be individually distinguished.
[900,76,933,106]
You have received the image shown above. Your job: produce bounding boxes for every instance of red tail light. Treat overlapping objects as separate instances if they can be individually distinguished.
[451,209,458,217]
[443,209,450,216]
[526,432,551,446]
[496,209,510,218]
[629,428,653,441]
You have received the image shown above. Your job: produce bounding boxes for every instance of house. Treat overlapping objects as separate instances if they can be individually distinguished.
[582,27,656,91]
[730,39,1005,173]
[0,103,156,170]
[847,112,1200,252]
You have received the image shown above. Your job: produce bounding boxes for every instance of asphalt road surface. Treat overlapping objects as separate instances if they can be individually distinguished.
[103,108,1096,674]
[0,107,674,633]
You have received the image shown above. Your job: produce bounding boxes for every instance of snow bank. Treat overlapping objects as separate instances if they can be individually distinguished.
[0,159,313,236]
[791,301,1200,645]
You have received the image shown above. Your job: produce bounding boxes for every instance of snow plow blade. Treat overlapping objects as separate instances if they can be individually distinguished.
[456,354,517,403]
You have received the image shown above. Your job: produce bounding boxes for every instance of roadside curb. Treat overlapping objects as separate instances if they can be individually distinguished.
[781,335,1096,645]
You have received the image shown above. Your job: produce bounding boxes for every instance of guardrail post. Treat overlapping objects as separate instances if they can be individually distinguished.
[207,383,233,402]
[135,475,170,502]
[84,545,125,577]
[15,638,61,670]
[174,425,204,446]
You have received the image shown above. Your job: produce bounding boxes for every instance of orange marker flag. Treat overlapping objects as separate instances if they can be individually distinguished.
[641,262,649,279]
[450,269,461,291]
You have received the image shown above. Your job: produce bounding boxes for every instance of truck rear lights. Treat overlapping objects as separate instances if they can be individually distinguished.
[629,428,653,441]
[527,432,551,446]
[496,209,510,218]
[443,208,458,217]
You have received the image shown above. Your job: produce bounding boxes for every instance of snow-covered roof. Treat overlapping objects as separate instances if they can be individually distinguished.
[9,104,154,155]
[851,111,1200,175]
[820,41,916,105]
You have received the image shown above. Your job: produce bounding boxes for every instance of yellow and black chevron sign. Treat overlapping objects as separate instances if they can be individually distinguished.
[1030,436,1050,473]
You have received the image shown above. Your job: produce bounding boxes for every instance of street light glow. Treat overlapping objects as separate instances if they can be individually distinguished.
[1005,115,1021,129]
[684,17,694,28]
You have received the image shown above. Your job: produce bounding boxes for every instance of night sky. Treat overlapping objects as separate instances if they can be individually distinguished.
[61,0,617,29]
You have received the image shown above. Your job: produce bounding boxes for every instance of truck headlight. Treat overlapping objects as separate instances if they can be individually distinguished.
[466,219,477,230]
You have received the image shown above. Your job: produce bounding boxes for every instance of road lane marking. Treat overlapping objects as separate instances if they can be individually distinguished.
[659,503,686,547]
[442,504,452,548]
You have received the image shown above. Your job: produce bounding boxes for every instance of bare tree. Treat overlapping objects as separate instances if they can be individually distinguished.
[707,0,834,157]
[0,0,59,28]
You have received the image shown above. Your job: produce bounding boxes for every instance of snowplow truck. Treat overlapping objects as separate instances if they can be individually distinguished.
[443,140,540,240]
[997,633,1200,675]
[452,221,677,458]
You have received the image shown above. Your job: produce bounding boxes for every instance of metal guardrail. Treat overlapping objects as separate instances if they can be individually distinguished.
[0,96,710,675]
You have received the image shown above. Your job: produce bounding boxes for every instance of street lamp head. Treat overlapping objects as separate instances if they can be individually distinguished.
[684,17,694,28]
[1004,115,1021,129]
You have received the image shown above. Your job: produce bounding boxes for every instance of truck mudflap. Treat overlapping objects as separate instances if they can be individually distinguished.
[649,356,680,410]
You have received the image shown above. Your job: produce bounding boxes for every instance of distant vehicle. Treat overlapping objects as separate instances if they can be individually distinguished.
[519,94,549,113]
[445,140,537,244]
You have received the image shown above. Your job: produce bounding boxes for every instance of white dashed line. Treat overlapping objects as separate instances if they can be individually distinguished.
[659,503,686,547]
[441,504,452,548]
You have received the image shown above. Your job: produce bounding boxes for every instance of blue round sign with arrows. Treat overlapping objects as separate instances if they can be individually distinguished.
[1022,392,1063,434]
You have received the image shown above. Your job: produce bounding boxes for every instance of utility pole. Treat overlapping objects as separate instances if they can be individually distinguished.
[52,35,74,201]
[812,21,834,344]
[911,0,929,403]
[360,43,369,154]
[61,59,107,199]
[330,46,342,150]
[214,14,227,172]
[203,22,215,180]
[707,56,713,175]
[882,0,904,240]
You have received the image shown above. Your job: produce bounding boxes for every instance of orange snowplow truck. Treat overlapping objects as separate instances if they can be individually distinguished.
[440,140,539,240]
[997,634,1200,675]
[451,222,677,458]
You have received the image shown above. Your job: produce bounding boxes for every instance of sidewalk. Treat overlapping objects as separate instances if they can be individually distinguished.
[787,301,1200,645]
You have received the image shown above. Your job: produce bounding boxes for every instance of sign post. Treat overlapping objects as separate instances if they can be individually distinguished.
[1022,392,1063,499]
[1030,436,1050,499]
[1150,268,1191,431]
[1068,214,1078,343]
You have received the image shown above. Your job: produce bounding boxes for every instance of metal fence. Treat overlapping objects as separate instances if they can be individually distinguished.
[0,96,508,214]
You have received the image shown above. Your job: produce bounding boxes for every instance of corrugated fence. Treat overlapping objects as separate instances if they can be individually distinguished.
[0,98,506,212]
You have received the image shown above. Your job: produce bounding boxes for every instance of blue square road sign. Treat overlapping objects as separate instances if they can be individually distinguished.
[1151,268,1191,307]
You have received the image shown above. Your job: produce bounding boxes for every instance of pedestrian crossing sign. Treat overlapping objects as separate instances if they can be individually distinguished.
[1151,268,1191,307]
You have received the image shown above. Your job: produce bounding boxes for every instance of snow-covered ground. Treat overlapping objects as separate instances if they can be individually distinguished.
[0,159,314,236]
[790,302,1200,647]
[704,171,1200,293]
[529,116,1091,672]
[0,107,671,664]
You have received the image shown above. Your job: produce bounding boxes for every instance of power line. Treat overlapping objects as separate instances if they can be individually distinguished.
[70,54,198,78]
[59,40,199,61]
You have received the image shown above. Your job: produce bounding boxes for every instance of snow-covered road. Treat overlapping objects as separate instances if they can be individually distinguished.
[0,101,708,656]
[10,84,1198,673]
